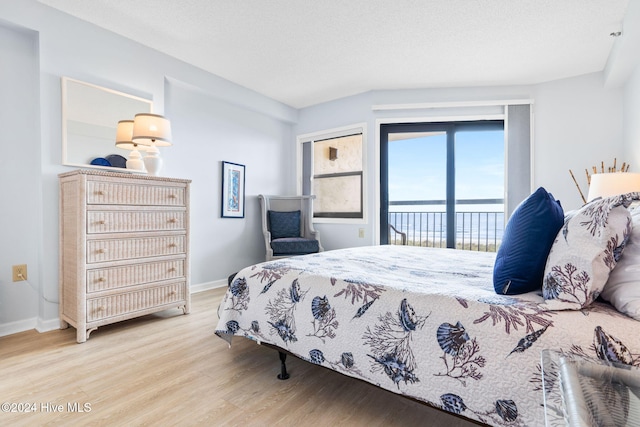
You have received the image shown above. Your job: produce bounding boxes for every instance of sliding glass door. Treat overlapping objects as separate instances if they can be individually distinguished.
[380,120,504,250]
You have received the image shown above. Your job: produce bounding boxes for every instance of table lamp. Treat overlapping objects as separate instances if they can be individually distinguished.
[132,113,172,176]
[115,120,145,171]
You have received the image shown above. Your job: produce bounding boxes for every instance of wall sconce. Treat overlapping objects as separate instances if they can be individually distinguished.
[329,147,338,161]
[132,113,172,176]
[115,120,145,171]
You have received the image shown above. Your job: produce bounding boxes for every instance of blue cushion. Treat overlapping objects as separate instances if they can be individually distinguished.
[268,210,301,239]
[493,187,564,295]
[271,237,319,256]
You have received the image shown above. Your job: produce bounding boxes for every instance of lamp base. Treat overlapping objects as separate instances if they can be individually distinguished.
[126,149,146,171]
[143,146,163,176]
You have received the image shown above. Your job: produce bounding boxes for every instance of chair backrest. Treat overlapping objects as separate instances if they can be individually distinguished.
[258,194,323,260]
[259,194,316,237]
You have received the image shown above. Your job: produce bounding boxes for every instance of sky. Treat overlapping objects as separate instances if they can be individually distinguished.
[388,130,504,212]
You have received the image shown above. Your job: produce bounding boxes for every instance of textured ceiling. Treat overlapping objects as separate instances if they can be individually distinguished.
[38,0,629,108]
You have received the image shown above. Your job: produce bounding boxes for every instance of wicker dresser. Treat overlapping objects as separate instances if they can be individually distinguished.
[59,169,191,343]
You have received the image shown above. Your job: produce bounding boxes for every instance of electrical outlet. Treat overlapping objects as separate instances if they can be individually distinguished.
[358,228,365,238]
[12,264,27,282]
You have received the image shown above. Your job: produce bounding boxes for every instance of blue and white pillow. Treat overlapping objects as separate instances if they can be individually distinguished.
[543,193,639,310]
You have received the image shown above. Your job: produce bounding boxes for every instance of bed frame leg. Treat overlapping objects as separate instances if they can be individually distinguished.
[277,351,290,380]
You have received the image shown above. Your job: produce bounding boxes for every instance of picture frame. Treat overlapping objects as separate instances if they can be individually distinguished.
[221,161,246,218]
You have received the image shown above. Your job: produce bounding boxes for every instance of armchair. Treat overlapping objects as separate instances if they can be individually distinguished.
[259,194,324,261]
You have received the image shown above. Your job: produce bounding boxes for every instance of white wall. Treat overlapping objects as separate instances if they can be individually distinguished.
[0,0,297,335]
[609,0,640,189]
[0,22,41,335]
[533,73,624,208]
[164,80,295,284]
[624,66,640,166]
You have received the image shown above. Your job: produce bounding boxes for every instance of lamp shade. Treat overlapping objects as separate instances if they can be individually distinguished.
[587,173,640,202]
[115,120,137,149]
[132,113,172,147]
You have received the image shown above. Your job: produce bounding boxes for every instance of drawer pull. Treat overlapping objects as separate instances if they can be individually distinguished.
[168,218,177,223]
[168,243,177,248]
[97,220,106,225]
[168,194,177,199]
[168,291,176,297]
[97,248,106,254]
[96,191,105,196]
[97,277,105,282]
[168,267,176,272]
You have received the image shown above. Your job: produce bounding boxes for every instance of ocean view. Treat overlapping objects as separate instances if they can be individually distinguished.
[389,204,505,250]
[387,128,506,251]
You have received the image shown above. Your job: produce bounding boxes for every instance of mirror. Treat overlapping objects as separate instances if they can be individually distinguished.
[62,77,153,171]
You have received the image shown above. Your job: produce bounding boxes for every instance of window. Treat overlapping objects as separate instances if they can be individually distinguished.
[297,123,366,222]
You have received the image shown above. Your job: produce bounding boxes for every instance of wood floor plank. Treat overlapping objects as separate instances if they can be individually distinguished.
[0,287,478,426]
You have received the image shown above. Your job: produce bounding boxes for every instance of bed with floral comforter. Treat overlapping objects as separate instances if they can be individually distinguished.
[215,245,640,426]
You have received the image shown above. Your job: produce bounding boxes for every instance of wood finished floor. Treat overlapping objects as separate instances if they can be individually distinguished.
[0,288,478,427]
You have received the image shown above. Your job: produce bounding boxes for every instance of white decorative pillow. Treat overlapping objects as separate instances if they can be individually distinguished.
[542,193,638,310]
[600,205,640,320]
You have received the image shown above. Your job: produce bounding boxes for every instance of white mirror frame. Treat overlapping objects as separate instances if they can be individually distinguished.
[61,77,153,172]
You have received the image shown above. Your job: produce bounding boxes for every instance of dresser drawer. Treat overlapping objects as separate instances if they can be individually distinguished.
[87,282,187,322]
[87,259,185,293]
[87,210,186,234]
[87,181,186,206]
[87,235,186,263]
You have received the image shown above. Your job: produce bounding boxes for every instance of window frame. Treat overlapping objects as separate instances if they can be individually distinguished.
[296,122,367,224]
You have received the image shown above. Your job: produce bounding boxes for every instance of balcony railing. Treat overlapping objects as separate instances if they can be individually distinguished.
[388,198,505,252]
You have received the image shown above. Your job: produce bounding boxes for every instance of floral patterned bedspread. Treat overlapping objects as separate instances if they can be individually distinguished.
[215,245,640,426]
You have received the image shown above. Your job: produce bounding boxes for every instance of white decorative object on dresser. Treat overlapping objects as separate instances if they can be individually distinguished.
[59,169,191,343]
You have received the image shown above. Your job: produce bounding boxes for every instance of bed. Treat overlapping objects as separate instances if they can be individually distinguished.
[215,191,640,426]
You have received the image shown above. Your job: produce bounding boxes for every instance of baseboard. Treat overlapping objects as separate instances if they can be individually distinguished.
[190,279,227,293]
[0,280,228,339]
[0,317,37,338]
[36,317,62,334]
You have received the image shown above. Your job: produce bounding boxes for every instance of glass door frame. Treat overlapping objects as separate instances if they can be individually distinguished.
[379,120,504,247]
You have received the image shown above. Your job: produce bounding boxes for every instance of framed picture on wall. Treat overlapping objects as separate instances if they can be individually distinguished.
[221,161,246,218]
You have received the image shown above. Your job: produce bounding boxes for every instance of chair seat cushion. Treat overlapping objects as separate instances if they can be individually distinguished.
[271,237,319,256]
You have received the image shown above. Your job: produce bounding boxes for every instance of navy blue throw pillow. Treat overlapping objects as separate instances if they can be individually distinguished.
[268,210,301,239]
[493,187,564,295]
